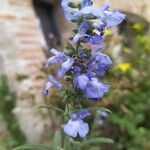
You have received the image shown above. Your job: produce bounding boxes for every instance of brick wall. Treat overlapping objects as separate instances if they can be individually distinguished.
[0,0,52,143]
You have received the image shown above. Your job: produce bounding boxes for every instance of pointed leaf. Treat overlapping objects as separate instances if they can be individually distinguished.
[64,136,71,150]
[82,137,114,146]
[12,144,51,150]
[34,104,64,113]
[52,129,62,149]
[88,107,111,113]
[71,107,111,114]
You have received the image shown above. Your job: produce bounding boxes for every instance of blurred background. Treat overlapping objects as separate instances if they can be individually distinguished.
[0,0,150,149]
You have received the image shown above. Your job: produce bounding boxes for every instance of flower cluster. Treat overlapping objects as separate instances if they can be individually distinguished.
[44,0,126,138]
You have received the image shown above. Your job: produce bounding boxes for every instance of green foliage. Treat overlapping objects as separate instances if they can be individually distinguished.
[12,144,51,150]
[52,129,62,150]
[64,136,71,150]
[101,22,150,149]
[0,75,26,149]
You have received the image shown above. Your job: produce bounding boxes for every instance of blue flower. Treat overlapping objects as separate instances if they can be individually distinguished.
[63,109,90,137]
[57,58,74,78]
[64,119,89,137]
[86,71,96,78]
[74,74,89,90]
[74,6,96,19]
[72,33,89,44]
[81,0,92,9]
[104,11,126,27]
[85,35,104,45]
[72,66,81,76]
[83,78,109,99]
[45,48,67,68]
[78,109,91,119]
[72,21,91,44]
[88,52,112,75]
[44,75,62,96]
[78,21,91,34]
[92,46,102,54]
[96,3,126,27]
[61,0,76,22]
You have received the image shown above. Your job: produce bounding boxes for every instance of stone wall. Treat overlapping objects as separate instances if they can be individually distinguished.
[0,0,51,143]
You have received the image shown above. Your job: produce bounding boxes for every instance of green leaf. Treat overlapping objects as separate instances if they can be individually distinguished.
[34,104,64,113]
[82,137,114,146]
[52,129,62,150]
[71,107,111,114]
[69,138,81,146]
[68,2,78,8]
[64,136,71,150]
[88,107,111,113]
[12,144,51,150]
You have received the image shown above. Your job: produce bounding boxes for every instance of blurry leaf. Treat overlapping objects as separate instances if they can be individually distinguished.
[68,2,78,8]
[12,144,51,150]
[69,138,82,146]
[82,137,114,145]
[64,136,71,150]
[88,107,111,113]
[71,107,111,114]
[52,129,62,150]
[34,104,64,113]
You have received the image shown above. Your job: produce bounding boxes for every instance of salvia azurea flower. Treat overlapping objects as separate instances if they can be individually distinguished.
[44,75,62,96]
[63,109,91,137]
[44,0,126,138]
[45,0,126,100]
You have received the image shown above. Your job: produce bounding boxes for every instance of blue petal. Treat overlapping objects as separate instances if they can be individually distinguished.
[78,21,91,34]
[92,46,102,54]
[74,74,89,90]
[72,22,91,44]
[88,53,112,76]
[61,0,76,22]
[70,113,79,121]
[72,33,81,44]
[78,109,91,119]
[81,0,92,9]
[58,58,74,78]
[46,49,67,68]
[48,75,62,90]
[44,75,62,96]
[44,81,52,96]
[86,71,96,78]
[63,119,89,137]
[64,119,78,137]
[101,2,110,11]
[72,66,81,76]
[95,53,112,65]
[77,122,89,137]
[89,35,104,45]
[104,11,126,27]
[72,33,87,44]
[84,78,109,99]
[74,6,95,19]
